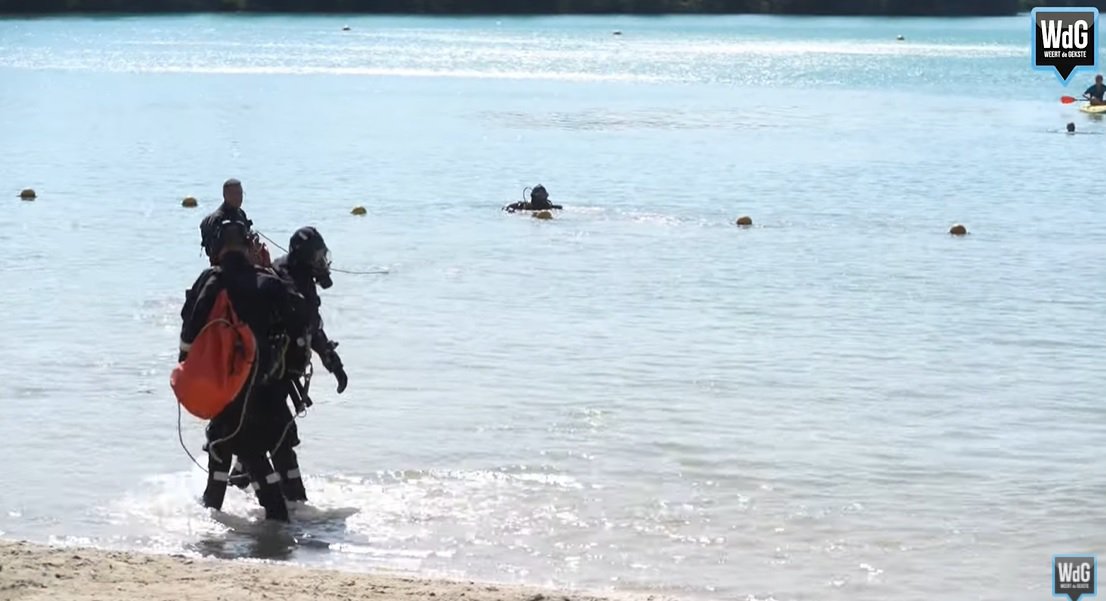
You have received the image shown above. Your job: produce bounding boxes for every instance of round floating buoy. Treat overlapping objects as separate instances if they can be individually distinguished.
[533,210,554,220]
[735,216,753,227]
[342,25,351,31]
[18,188,36,201]
[351,206,367,216]
[181,196,198,208]
[949,224,968,236]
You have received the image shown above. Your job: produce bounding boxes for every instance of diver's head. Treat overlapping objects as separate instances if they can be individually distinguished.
[213,219,251,259]
[222,178,243,209]
[1067,122,1077,133]
[530,184,549,203]
[289,226,333,289]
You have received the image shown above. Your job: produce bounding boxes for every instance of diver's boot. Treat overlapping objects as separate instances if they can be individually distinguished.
[272,445,307,502]
[202,451,232,510]
[242,456,290,522]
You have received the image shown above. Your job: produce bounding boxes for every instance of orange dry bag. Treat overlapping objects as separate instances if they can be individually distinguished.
[170,289,257,420]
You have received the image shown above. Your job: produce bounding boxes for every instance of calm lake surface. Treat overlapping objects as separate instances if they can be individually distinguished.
[1,13,1104,601]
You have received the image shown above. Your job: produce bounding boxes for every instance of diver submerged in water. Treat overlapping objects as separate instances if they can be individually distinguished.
[503,184,563,213]
[227,226,348,502]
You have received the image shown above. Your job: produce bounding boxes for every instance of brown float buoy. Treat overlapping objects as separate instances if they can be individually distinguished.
[533,210,553,220]
[735,216,753,227]
[19,188,36,201]
[181,196,198,208]
[351,205,367,216]
[949,224,968,236]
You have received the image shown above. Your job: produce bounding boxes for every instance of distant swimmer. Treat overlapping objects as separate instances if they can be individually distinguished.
[1084,74,1106,105]
[1068,122,1076,133]
[503,184,563,213]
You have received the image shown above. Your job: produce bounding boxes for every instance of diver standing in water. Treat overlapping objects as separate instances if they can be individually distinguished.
[199,178,271,267]
[227,226,348,502]
[180,218,305,522]
[503,184,563,213]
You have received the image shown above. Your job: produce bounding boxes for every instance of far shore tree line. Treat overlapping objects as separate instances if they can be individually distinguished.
[0,0,1102,16]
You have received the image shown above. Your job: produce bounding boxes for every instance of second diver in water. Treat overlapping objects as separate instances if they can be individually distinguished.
[503,184,563,213]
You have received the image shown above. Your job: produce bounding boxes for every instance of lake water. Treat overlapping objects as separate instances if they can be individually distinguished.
[1,13,1104,601]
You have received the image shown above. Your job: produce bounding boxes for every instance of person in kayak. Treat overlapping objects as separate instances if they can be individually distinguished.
[1083,74,1106,105]
[503,184,563,213]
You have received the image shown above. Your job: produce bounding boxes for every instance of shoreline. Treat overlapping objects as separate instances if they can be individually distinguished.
[0,538,673,601]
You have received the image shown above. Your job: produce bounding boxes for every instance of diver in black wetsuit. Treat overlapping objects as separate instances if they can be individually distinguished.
[181,219,305,522]
[503,184,563,213]
[200,179,252,263]
[199,178,271,267]
[227,226,348,502]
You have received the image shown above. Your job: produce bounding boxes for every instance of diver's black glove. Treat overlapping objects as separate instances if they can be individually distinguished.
[334,367,348,394]
[320,340,347,394]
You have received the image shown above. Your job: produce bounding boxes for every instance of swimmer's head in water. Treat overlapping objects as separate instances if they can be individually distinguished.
[1068,122,1077,133]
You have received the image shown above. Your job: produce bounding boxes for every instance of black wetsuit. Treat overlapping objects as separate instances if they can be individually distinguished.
[179,251,305,521]
[227,252,346,502]
[260,254,346,501]
[273,254,341,364]
[503,199,563,213]
[200,203,252,262]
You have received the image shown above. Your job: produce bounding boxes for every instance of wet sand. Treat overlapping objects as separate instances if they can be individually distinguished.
[0,539,667,601]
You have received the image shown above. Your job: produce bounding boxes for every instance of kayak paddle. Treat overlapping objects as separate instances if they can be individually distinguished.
[1062,95,1086,104]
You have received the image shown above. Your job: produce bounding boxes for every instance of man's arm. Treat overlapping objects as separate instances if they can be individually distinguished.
[308,314,347,394]
[179,268,220,361]
[263,272,309,352]
[199,213,224,259]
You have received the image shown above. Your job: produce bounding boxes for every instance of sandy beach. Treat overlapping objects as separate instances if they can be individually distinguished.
[0,540,660,601]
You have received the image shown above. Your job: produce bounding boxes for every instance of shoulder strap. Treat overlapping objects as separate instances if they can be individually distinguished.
[211,280,245,327]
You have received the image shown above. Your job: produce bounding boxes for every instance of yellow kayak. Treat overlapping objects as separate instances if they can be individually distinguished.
[1079,102,1106,114]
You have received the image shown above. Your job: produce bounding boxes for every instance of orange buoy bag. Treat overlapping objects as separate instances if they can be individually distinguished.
[171,289,257,420]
